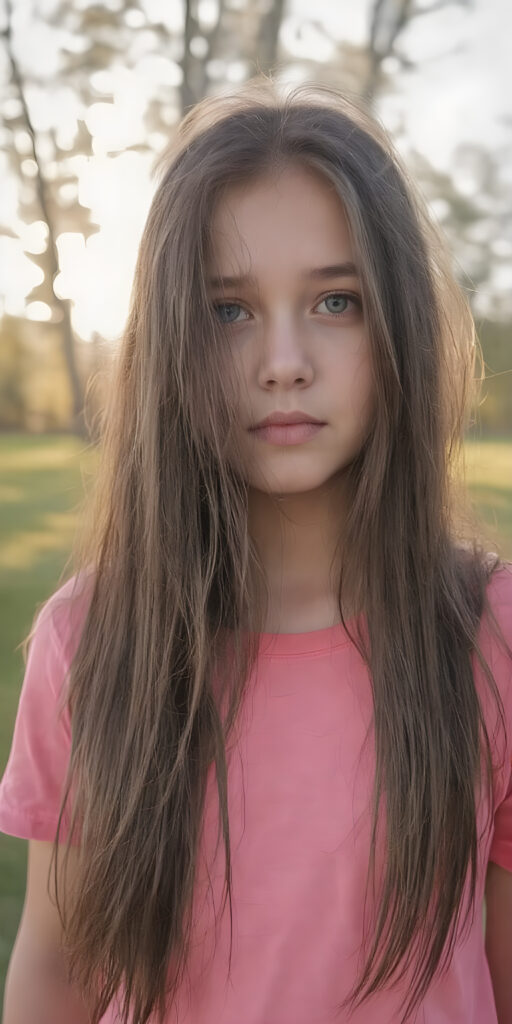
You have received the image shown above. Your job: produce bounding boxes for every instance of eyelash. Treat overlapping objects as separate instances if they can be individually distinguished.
[212,291,361,324]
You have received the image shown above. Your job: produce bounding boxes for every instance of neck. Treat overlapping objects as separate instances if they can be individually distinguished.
[247,476,350,632]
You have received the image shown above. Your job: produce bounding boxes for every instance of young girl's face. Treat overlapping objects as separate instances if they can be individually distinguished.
[208,164,375,497]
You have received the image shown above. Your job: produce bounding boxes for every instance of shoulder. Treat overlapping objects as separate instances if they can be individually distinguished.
[477,560,512,712]
[0,573,96,843]
[33,569,96,669]
[486,559,512,602]
[481,561,512,653]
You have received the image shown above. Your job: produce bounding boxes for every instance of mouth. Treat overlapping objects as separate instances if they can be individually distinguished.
[251,411,325,429]
[249,421,325,446]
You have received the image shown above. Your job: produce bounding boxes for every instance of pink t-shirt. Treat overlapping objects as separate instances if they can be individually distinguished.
[1,566,512,1024]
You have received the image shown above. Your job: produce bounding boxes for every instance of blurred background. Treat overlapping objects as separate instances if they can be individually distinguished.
[0,0,511,1002]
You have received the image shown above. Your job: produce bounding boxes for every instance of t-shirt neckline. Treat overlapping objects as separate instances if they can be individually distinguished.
[253,614,361,657]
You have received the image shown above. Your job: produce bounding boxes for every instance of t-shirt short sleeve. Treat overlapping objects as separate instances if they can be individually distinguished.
[489,768,512,871]
[0,591,75,844]
[485,563,512,872]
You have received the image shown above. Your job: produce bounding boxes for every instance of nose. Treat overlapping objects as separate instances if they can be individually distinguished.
[257,313,314,389]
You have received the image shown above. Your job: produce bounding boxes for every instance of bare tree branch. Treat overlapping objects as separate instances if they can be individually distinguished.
[364,0,472,103]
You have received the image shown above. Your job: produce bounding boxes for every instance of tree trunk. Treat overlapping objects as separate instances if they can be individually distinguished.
[256,0,286,77]
[4,0,87,437]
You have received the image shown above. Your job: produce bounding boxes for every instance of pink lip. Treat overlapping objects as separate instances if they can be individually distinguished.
[252,411,324,428]
[251,422,324,445]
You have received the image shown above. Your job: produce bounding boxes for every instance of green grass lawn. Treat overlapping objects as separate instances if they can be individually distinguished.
[0,433,98,1001]
[0,432,511,1002]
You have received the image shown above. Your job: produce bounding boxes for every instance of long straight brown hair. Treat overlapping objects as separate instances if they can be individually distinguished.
[37,78,508,1023]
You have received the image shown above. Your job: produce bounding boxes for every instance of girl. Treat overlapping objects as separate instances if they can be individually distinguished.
[1,78,511,1024]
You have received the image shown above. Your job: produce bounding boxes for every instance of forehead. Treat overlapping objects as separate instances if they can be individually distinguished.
[208,165,355,277]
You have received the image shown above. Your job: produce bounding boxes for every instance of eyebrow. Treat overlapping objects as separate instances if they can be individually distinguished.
[208,262,359,289]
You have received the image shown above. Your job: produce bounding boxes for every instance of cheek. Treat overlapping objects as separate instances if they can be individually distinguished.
[333,346,375,421]
[356,357,375,421]
[223,350,251,423]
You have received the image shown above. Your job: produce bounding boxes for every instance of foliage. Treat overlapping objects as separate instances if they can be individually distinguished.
[475,319,512,433]
[0,315,110,434]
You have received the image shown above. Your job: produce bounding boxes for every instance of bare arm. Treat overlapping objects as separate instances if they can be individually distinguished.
[3,839,92,1024]
[485,860,512,1024]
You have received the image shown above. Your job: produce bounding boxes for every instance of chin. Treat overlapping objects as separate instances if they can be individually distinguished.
[248,467,344,496]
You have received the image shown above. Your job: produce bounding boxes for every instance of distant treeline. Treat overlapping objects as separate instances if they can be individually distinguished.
[474,319,512,435]
[0,314,510,437]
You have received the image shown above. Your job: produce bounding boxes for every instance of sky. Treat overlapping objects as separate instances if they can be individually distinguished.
[0,0,510,340]
[294,0,511,168]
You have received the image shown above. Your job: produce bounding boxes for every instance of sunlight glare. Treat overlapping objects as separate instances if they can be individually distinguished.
[20,221,49,255]
[25,301,52,321]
